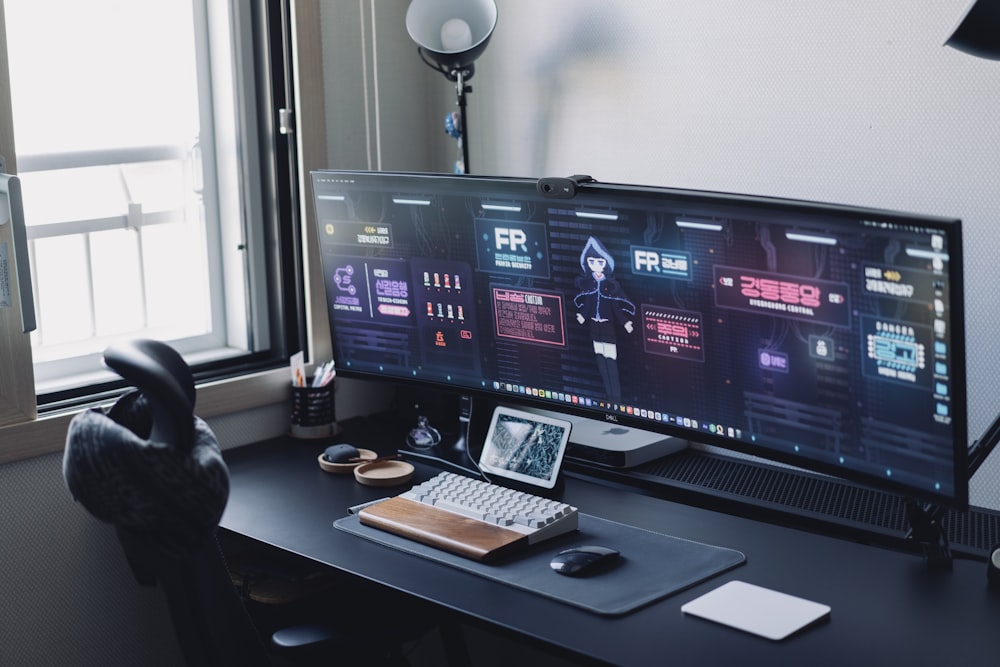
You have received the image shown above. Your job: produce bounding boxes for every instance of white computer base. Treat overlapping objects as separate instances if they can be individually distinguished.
[522,407,687,468]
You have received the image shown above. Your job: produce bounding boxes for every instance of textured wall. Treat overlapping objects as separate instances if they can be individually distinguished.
[0,444,184,666]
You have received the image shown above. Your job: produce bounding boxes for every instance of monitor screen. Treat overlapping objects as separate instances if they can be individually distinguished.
[311,171,968,508]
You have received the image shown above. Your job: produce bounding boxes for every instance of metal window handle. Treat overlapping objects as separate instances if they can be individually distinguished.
[0,173,37,333]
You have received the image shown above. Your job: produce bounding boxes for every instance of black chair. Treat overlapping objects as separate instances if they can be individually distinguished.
[63,339,466,666]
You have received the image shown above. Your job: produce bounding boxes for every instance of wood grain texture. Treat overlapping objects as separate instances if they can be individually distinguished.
[359,496,528,562]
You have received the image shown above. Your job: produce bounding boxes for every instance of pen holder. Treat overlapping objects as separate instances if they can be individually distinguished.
[290,379,338,439]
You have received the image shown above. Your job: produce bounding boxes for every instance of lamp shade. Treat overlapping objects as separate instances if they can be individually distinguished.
[406,0,498,73]
[945,0,1000,60]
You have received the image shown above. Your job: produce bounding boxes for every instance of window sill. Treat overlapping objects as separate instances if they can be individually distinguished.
[0,367,291,465]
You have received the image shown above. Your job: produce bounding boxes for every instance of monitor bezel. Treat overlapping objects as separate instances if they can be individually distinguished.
[312,170,969,509]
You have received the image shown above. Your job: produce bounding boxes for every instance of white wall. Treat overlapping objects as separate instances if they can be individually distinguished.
[318,0,452,172]
[460,0,1000,506]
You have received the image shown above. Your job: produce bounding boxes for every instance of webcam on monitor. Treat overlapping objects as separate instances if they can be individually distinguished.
[536,174,595,199]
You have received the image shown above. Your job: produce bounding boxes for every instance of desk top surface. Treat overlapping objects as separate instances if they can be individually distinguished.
[220,426,1000,666]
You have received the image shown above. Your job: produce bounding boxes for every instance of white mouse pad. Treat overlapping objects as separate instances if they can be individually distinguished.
[681,580,830,640]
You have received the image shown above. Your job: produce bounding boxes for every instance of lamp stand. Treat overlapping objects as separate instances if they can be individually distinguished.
[454,69,471,174]
[417,46,475,174]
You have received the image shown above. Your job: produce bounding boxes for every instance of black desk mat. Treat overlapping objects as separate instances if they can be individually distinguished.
[334,513,745,616]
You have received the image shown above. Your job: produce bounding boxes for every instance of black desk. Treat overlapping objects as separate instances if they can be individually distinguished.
[220,429,1000,666]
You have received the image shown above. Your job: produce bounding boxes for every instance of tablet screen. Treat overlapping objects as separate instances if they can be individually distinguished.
[479,407,572,489]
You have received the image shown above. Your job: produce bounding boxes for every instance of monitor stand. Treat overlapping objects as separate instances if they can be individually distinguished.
[398,393,687,473]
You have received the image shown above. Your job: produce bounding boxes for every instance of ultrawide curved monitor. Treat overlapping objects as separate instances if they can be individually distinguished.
[312,171,968,508]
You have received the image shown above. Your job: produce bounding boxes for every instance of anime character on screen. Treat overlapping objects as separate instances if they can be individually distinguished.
[573,236,636,403]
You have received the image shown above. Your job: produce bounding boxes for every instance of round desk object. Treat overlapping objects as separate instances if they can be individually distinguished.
[988,544,1000,589]
[354,460,415,487]
[318,448,377,474]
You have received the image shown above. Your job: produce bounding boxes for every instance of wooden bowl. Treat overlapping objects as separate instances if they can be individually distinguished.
[353,460,415,487]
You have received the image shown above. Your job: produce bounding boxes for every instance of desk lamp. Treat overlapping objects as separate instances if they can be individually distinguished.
[405,0,498,174]
[945,0,1000,60]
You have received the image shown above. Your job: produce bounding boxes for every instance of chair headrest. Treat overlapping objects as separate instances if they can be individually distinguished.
[63,391,230,552]
[63,339,228,552]
[103,339,196,450]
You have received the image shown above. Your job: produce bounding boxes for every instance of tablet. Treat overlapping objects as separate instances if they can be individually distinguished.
[478,407,572,489]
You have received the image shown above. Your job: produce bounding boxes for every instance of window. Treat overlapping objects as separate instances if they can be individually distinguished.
[2,0,302,400]
[0,0,310,454]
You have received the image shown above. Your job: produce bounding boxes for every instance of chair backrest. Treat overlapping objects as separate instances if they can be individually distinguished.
[117,526,269,667]
[64,339,270,667]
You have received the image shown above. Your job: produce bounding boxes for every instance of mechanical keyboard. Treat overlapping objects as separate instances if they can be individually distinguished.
[358,472,579,561]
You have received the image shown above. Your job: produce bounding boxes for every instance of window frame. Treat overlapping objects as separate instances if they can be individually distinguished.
[0,0,326,463]
[0,0,37,431]
[19,0,273,395]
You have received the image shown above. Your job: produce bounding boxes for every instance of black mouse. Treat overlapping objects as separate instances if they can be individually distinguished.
[550,545,620,576]
[323,443,359,463]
